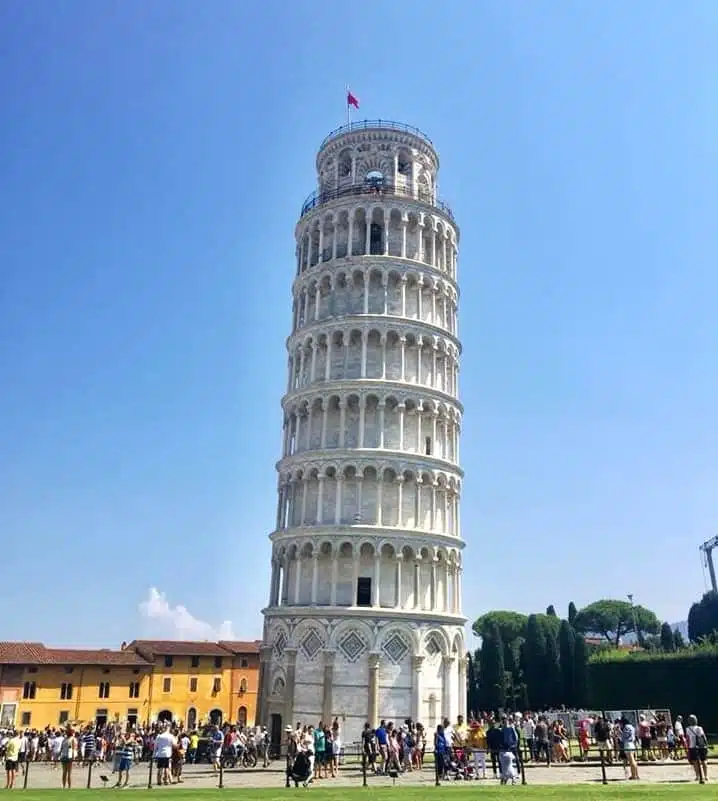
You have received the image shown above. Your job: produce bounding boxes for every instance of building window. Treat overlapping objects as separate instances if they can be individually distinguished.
[129,682,140,699]
[164,656,173,668]
[162,678,171,693]
[189,677,198,693]
[98,682,111,699]
[27,667,38,674]
[22,682,36,700]
[21,712,31,726]
[102,668,110,675]
[59,711,69,725]
[60,682,73,700]
[127,709,138,728]
[64,667,74,675]
[356,577,372,607]
[239,658,248,668]
[212,677,222,694]
[191,656,200,668]
[132,669,140,675]
[214,657,223,669]
[238,706,247,726]
[239,678,248,694]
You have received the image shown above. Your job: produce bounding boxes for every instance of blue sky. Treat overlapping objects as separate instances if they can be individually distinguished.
[0,1,715,646]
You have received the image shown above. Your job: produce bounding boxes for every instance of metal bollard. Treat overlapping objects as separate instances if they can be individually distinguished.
[86,760,93,789]
[362,751,368,787]
[434,749,441,786]
[147,756,154,789]
[600,750,607,785]
[23,757,30,789]
[285,750,291,788]
[218,759,224,789]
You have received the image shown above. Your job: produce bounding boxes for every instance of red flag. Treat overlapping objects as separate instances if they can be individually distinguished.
[347,90,360,109]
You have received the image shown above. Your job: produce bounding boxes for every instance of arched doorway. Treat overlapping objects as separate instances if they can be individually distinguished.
[158,709,173,725]
[238,706,247,727]
[186,708,197,731]
[209,708,223,726]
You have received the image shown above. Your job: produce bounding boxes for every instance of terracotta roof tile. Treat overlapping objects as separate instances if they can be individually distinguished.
[0,642,149,666]
[218,640,261,654]
[127,640,234,658]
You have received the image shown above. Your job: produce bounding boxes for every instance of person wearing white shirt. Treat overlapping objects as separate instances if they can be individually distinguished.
[685,715,708,783]
[152,726,176,787]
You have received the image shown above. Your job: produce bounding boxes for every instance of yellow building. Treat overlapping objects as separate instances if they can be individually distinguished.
[128,640,260,729]
[0,642,152,730]
[0,639,261,731]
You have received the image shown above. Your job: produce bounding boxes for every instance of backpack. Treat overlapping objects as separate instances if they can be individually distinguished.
[692,727,708,749]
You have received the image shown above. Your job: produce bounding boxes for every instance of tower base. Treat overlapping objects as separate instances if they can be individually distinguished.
[258,610,467,745]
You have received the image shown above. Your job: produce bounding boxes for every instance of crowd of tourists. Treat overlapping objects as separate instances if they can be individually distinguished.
[0,719,270,790]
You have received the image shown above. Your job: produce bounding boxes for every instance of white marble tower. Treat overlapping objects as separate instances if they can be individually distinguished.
[258,120,466,745]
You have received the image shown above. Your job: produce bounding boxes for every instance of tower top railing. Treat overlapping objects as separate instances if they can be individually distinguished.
[318,120,434,152]
[300,181,454,221]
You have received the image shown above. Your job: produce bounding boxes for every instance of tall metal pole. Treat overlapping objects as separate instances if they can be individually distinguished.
[627,594,640,647]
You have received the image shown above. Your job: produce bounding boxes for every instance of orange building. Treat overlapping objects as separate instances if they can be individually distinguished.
[0,639,261,731]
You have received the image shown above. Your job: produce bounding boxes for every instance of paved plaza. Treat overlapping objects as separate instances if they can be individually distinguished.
[15,759,709,790]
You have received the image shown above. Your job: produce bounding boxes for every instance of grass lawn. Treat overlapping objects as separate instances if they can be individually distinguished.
[10,788,718,801]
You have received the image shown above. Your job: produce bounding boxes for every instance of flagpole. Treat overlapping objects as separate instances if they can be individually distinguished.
[346,85,351,126]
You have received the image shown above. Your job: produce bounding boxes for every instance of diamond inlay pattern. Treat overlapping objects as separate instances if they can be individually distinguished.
[274,631,287,658]
[339,631,366,663]
[300,630,323,661]
[426,636,441,657]
[383,633,409,664]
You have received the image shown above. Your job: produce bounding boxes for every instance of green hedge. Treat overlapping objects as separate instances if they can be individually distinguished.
[588,647,718,732]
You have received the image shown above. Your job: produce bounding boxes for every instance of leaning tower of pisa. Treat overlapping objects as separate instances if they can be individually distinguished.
[258,120,466,744]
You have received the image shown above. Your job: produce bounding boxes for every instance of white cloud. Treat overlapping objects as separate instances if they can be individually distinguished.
[138,588,235,641]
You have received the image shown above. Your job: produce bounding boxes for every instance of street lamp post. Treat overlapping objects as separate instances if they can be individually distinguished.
[627,594,641,647]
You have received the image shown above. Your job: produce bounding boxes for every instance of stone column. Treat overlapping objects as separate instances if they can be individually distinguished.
[395,556,402,608]
[401,220,407,258]
[399,337,406,381]
[384,219,390,256]
[322,651,336,723]
[376,477,384,526]
[310,342,318,381]
[365,217,371,255]
[360,331,368,377]
[411,656,424,722]
[334,476,343,524]
[417,279,423,322]
[339,399,346,448]
[320,401,328,448]
[458,656,468,718]
[293,554,301,605]
[373,549,381,607]
[441,655,456,722]
[378,402,386,448]
[318,225,324,262]
[430,557,438,609]
[330,550,339,606]
[400,276,407,317]
[311,552,319,604]
[358,396,366,447]
[317,477,325,524]
[284,648,298,728]
[396,477,404,527]
[325,337,332,381]
[368,653,380,727]
[413,560,421,609]
[363,273,370,314]
[347,215,354,257]
[258,645,273,726]
[398,403,405,449]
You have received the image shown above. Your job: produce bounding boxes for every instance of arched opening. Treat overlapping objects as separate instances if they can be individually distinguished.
[157,709,173,725]
[239,677,248,694]
[186,707,197,731]
[365,169,384,186]
[238,706,247,727]
[209,708,223,726]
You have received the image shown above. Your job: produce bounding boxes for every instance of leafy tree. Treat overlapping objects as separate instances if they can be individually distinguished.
[573,599,660,647]
[687,592,718,643]
[673,629,685,650]
[559,619,576,706]
[660,622,675,652]
[473,611,528,644]
[523,614,548,709]
[479,622,506,710]
[568,601,578,626]
[546,605,557,617]
[573,634,589,707]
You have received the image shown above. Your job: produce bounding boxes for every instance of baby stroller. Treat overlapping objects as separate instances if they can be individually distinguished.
[289,751,312,787]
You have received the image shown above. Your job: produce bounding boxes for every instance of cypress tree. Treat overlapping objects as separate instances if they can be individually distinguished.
[673,629,685,650]
[544,620,562,707]
[524,614,547,709]
[546,605,557,617]
[573,634,589,708]
[568,601,578,626]
[479,622,506,711]
[559,619,576,706]
[660,622,675,652]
